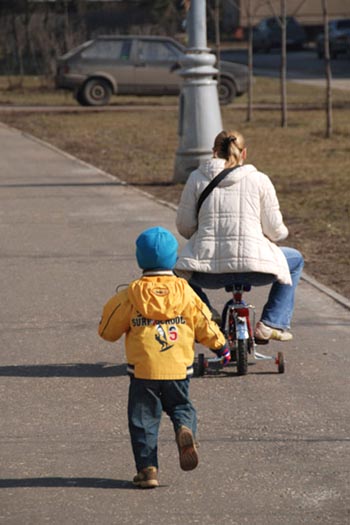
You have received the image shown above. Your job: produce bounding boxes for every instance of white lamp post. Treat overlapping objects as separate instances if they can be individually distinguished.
[173,0,223,183]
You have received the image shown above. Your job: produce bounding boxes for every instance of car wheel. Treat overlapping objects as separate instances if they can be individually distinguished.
[74,87,89,106]
[218,77,236,105]
[82,78,112,106]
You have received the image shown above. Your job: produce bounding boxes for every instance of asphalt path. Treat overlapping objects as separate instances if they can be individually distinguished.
[0,123,349,525]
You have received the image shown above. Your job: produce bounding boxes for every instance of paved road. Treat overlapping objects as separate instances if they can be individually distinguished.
[1,123,349,525]
[221,49,350,78]
[221,48,350,90]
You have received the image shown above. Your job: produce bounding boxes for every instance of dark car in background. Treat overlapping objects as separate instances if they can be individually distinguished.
[55,35,249,106]
[253,16,307,52]
[316,19,350,58]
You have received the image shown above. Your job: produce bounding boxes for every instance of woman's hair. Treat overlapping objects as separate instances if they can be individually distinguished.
[213,130,245,166]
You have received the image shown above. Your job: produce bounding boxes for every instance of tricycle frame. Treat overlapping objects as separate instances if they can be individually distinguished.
[196,284,285,376]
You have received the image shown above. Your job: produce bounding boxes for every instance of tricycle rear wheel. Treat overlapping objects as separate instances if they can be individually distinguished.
[277,351,285,374]
[197,353,206,377]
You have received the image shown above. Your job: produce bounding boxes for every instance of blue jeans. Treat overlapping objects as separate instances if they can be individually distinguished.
[189,247,304,330]
[128,377,197,471]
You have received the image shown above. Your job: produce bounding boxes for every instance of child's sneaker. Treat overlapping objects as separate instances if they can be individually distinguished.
[176,426,199,471]
[133,466,159,489]
[254,321,293,343]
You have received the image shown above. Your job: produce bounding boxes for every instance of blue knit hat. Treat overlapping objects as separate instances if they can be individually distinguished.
[136,226,178,270]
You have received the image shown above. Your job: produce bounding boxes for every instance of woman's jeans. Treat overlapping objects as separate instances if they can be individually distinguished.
[189,247,304,330]
[128,377,197,471]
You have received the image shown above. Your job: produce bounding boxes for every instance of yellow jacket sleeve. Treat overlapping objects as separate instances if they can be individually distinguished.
[98,289,132,342]
[191,293,226,350]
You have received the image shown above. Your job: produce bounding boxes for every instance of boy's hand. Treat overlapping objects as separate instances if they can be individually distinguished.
[211,342,231,366]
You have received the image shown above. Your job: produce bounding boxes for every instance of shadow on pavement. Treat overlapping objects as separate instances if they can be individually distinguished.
[0,362,127,377]
[0,477,133,489]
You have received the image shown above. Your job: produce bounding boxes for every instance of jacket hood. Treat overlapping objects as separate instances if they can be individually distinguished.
[199,158,257,187]
[127,275,190,320]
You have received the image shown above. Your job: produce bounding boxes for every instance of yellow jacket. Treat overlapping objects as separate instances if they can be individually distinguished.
[98,272,225,380]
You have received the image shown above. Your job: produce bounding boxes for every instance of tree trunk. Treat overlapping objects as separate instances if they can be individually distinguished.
[322,0,332,138]
[214,0,221,85]
[63,0,72,53]
[280,0,287,127]
[12,14,24,81]
[246,0,253,122]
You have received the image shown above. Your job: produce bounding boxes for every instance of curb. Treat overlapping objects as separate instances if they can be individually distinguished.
[301,272,350,311]
[4,122,350,312]
[1,100,350,113]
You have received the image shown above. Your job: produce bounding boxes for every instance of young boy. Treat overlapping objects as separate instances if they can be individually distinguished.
[98,226,230,488]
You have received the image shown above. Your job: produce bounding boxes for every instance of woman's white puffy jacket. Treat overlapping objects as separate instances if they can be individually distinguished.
[175,158,292,285]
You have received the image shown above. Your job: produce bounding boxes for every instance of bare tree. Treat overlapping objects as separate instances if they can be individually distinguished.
[322,0,332,138]
[206,0,224,95]
[246,0,254,121]
[243,0,270,121]
[0,11,27,87]
[280,0,287,127]
[266,0,287,127]
[214,0,221,82]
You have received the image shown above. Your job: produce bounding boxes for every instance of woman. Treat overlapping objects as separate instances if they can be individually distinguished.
[174,130,304,342]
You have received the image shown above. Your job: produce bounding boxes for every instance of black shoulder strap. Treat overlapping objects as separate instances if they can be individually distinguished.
[196,166,238,215]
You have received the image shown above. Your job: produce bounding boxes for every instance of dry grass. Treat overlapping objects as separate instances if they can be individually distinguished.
[1,75,350,108]
[0,76,179,107]
[0,77,349,298]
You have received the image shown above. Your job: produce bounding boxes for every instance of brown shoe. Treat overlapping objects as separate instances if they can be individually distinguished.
[176,426,199,471]
[133,466,159,489]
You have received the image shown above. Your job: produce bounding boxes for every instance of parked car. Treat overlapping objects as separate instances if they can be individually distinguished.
[253,16,306,52]
[316,19,350,59]
[55,35,249,106]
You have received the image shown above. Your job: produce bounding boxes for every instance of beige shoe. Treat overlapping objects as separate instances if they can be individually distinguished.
[133,466,159,489]
[176,426,199,471]
[254,321,293,342]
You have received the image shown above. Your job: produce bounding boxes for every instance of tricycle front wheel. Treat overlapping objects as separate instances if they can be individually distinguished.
[237,340,249,375]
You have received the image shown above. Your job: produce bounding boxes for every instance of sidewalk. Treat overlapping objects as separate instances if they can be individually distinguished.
[1,123,349,525]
